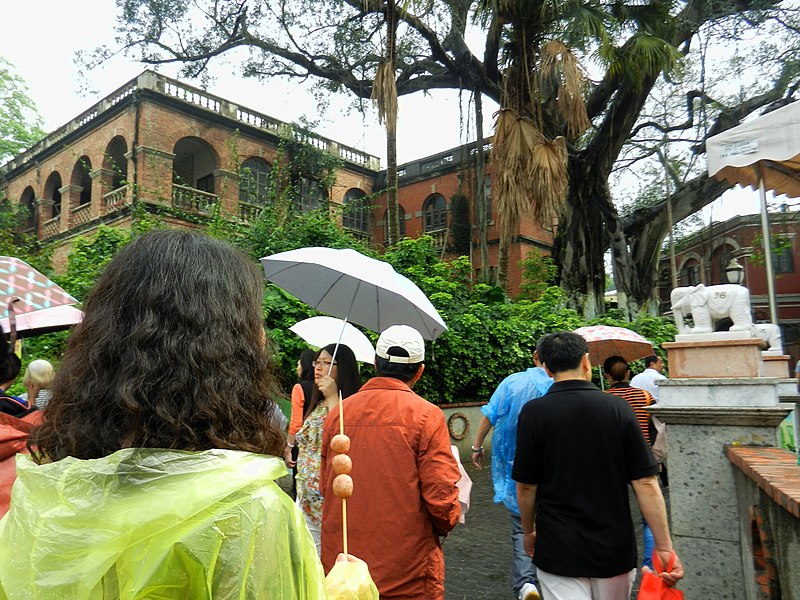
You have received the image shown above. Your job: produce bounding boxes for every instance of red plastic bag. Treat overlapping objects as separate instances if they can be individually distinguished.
[637,551,685,600]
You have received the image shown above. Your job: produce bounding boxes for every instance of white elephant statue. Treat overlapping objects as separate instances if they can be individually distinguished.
[670,284,753,334]
[752,323,783,353]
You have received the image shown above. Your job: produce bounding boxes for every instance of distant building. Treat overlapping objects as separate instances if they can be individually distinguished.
[0,71,552,294]
[656,211,800,359]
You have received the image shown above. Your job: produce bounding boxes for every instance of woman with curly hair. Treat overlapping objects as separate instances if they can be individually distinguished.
[0,230,325,599]
[295,342,360,552]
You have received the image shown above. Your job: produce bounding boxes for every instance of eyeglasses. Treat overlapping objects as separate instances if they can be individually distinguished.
[312,360,337,368]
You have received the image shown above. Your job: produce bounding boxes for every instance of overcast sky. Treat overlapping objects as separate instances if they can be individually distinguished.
[0,1,774,222]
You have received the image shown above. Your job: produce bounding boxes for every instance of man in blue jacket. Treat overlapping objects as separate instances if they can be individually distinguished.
[471,349,552,600]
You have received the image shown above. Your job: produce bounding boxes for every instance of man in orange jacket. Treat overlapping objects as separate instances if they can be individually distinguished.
[320,325,461,599]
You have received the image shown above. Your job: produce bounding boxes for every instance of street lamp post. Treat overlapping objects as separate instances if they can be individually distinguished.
[725,258,745,285]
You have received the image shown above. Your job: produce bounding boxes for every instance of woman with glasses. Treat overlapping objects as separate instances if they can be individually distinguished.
[295,342,360,552]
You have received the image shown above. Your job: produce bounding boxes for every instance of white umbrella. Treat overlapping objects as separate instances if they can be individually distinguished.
[0,305,83,339]
[706,101,800,326]
[261,247,447,340]
[290,316,375,364]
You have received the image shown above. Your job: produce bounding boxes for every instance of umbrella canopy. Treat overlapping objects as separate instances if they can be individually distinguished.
[707,101,800,199]
[0,256,78,320]
[261,247,447,340]
[290,316,375,364]
[0,305,83,338]
[573,325,654,366]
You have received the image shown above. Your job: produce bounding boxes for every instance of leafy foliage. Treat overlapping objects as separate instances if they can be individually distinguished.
[0,58,45,162]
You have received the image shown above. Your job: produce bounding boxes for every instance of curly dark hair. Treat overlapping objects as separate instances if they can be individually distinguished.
[30,230,285,461]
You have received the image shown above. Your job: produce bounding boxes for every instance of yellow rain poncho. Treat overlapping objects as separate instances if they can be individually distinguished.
[0,448,326,599]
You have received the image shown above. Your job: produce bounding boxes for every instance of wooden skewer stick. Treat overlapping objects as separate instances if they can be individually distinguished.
[339,389,348,555]
[342,498,349,556]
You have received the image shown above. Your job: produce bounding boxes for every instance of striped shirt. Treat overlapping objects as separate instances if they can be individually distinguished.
[606,383,654,444]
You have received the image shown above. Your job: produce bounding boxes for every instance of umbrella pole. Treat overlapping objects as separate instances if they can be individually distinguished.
[757,166,780,326]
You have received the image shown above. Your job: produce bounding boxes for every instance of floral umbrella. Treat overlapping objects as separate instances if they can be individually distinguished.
[0,257,77,319]
[573,325,654,366]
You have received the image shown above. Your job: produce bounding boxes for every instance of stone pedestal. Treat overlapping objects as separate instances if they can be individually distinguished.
[653,373,790,598]
[762,354,791,378]
[664,339,764,378]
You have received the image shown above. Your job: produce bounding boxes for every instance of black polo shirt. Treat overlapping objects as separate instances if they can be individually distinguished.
[512,379,658,578]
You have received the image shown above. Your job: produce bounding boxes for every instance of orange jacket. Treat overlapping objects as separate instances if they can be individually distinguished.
[0,410,43,517]
[320,377,461,599]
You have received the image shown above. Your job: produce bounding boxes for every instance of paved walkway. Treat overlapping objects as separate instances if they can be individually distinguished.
[444,462,669,599]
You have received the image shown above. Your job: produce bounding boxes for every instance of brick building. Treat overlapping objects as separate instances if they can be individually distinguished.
[0,70,553,292]
[655,211,800,358]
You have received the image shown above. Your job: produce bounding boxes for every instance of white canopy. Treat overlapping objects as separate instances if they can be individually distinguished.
[707,101,800,199]
[706,100,800,326]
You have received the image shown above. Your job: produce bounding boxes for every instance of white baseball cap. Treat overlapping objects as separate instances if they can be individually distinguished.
[375,325,425,364]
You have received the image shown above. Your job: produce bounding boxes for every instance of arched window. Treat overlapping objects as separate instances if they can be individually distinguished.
[342,188,369,233]
[298,176,328,212]
[172,137,219,191]
[423,193,447,232]
[19,187,36,230]
[44,172,63,218]
[383,206,406,242]
[239,157,272,205]
[679,258,700,286]
[71,156,92,206]
[104,136,128,190]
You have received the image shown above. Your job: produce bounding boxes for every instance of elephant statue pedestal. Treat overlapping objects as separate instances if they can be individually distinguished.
[663,338,765,378]
[762,354,792,378]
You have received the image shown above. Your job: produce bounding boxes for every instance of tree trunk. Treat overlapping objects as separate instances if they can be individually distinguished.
[555,159,608,319]
[473,90,490,283]
[497,236,509,291]
[384,0,400,247]
[386,128,399,246]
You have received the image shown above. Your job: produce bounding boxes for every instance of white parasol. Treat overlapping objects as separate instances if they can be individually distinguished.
[261,247,447,340]
[290,316,375,364]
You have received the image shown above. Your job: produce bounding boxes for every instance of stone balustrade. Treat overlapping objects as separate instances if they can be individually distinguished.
[171,184,218,215]
[103,186,129,209]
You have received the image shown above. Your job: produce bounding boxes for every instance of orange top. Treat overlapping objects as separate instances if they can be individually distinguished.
[320,377,461,599]
[288,383,306,435]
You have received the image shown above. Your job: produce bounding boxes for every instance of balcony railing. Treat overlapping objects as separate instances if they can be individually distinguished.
[71,203,92,226]
[427,228,448,249]
[42,216,60,238]
[344,228,371,244]
[238,201,262,223]
[103,185,129,209]
[172,184,218,215]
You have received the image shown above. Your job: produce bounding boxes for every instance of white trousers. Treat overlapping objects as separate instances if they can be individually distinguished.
[538,567,636,600]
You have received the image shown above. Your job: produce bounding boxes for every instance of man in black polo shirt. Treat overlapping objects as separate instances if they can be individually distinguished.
[512,332,683,599]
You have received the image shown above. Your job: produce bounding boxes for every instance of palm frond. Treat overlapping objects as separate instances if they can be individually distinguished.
[539,41,591,138]
[528,136,568,225]
[624,32,682,84]
[371,60,398,135]
[492,108,566,237]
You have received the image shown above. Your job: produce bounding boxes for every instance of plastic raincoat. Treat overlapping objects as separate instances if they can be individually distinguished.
[0,448,326,599]
[481,366,553,515]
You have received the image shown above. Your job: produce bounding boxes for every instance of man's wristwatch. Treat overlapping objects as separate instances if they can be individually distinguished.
[471,446,484,454]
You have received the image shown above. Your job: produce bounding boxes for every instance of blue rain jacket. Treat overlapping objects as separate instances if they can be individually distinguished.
[482,367,553,515]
